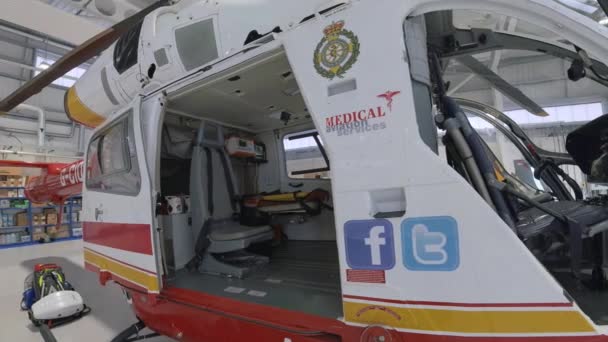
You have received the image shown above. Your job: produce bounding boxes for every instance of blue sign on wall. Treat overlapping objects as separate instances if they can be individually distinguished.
[344,219,395,270]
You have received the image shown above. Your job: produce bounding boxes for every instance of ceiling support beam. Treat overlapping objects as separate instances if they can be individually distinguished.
[0,0,103,46]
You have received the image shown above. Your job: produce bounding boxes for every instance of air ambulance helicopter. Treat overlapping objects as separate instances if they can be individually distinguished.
[7,0,608,341]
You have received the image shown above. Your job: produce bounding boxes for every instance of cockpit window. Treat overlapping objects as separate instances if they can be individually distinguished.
[114,21,143,74]
[86,112,141,196]
[283,130,330,179]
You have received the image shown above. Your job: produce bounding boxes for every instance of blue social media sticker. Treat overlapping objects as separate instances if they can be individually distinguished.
[402,216,459,271]
[344,219,395,270]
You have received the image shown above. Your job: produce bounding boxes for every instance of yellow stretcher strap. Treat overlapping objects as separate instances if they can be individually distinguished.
[261,192,311,202]
[494,161,506,182]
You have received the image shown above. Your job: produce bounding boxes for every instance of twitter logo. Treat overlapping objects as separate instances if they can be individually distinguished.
[402,217,459,271]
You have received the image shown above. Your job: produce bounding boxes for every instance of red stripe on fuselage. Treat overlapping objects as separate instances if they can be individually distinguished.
[342,294,573,308]
[83,221,152,255]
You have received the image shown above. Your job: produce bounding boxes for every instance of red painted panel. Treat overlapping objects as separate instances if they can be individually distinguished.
[133,287,348,342]
[83,222,152,255]
[346,269,385,284]
[123,287,608,342]
[342,294,573,308]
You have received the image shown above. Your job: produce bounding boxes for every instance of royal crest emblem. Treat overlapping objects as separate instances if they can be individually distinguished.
[314,21,360,80]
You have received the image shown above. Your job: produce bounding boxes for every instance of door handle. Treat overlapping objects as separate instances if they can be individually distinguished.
[95,207,104,221]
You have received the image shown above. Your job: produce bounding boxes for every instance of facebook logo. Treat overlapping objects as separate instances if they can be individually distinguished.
[402,216,459,271]
[344,219,395,270]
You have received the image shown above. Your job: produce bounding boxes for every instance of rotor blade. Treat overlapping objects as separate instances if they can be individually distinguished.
[0,0,169,113]
[455,55,549,117]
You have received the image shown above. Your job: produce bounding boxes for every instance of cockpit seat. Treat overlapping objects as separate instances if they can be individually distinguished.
[517,201,608,240]
[190,122,273,278]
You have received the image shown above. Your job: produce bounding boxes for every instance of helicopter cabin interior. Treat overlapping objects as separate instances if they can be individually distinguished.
[157,50,341,319]
[150,8,608,323]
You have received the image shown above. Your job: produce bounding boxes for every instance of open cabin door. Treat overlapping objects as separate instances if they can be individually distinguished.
[82,97,163,294]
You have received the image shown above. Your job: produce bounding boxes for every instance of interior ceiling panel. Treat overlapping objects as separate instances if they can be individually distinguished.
[168,53,310,132]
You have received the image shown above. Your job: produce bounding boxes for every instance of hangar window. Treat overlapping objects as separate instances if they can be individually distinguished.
[34,50,89,88]
[86,112,141,195]
[283,130,330,179]
[114,21,143,74]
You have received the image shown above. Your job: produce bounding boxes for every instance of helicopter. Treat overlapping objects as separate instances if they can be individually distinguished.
[4,0,608,341]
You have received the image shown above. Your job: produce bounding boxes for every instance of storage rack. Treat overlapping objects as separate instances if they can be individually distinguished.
[0,187,82,249]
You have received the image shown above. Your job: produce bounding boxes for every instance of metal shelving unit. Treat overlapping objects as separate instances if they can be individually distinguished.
[0,187,82,249]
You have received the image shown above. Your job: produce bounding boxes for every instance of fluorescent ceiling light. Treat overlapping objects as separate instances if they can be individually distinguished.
[600,18,608,25]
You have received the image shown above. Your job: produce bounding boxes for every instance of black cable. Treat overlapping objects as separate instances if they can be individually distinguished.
[488,180,568,223]
[534,160,583,200]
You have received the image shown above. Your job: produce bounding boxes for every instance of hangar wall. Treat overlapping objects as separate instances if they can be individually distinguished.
[0,27,91,163]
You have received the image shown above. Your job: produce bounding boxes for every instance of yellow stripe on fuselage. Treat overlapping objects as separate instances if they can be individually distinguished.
[344,301,595,334]
[84,249,159,292]
[65,87,106,128]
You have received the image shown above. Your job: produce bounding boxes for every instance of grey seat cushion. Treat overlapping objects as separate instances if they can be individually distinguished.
[209,221,272,241]
[517,201,608,239]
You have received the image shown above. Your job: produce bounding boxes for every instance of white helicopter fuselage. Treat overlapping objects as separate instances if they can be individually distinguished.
[65,0,338,127]
[73,0,608,341]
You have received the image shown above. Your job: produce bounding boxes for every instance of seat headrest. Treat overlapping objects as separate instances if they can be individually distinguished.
[195,121,225,149]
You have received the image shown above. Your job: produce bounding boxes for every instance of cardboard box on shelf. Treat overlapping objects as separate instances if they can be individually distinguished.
[33,232,47,242]
[31,202,50,208]
[36,214,46,225]
[0,167,22,176]
[14,212,28,227]
[46,213,58,225]
[56,231,70,239]
[9,176,24,186]
[43,208,57,215]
